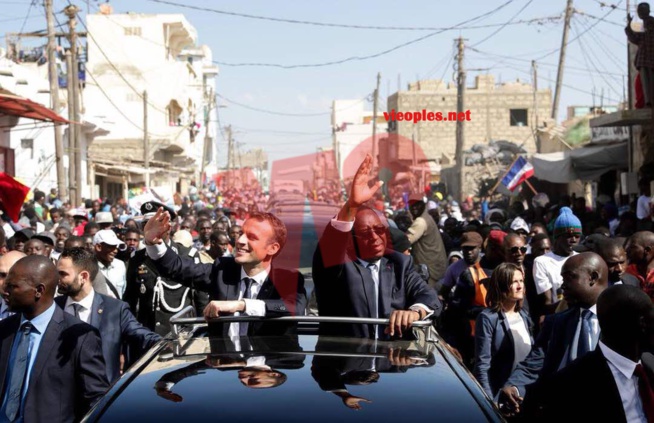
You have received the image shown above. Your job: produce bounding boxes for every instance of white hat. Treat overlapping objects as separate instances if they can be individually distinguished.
[95,212,113,224]
[93,229,126,251]
[172,230,193,248]
[510,217,530,234]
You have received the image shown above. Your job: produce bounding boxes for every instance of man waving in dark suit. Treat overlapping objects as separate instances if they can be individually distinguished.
[55,247,161,383]
[0,255,109,422]
[313,154,441,338]
[143,209,306,337]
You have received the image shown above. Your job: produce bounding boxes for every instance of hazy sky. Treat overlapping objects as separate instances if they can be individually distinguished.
[2,0,631,165]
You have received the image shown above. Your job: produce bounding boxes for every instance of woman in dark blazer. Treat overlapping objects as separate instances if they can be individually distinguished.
[474,262,534,400]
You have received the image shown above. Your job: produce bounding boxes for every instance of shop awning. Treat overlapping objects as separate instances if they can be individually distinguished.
[531,142,627,183]
[0,93,69,123]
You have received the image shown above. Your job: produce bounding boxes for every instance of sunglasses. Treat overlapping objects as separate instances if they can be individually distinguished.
[509,246,528,254]
[354,226,387,238]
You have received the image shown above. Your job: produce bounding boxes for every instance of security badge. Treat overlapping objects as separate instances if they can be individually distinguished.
[144,202,153,211]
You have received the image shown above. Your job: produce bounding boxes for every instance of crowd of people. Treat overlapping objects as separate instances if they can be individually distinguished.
[0,154,653,421]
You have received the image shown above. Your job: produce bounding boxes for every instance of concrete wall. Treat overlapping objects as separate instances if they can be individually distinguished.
[387,75,552,161]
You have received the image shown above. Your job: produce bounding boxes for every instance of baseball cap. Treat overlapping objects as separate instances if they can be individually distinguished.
[32,232,55,246]
[93,229,126,251]
[460,231,483,247]
[95,212,113,225]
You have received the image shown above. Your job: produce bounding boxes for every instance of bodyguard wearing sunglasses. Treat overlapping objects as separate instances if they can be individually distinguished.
[313,154,441,339]
[504,233,528,267]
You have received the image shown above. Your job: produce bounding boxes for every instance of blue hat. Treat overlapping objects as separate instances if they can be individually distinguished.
[553,207,582,239]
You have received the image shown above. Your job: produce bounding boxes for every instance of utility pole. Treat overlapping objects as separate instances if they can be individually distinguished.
[200,84,214,188]
[455,37,466,202]
[532,60,540,152]
[552,0,574,120]
[64,4,81,205]
[65,51,76,202]
[45,0,67,201]
[226,125,233,188]
[143,90,150,187]
[371,72,381,169]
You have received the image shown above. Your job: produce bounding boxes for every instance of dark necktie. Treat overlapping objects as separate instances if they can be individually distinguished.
[243,278,255,300]
[71,303,82,319]
[576,308,594,357]
[634,364,654,423]
[4,322,34,421]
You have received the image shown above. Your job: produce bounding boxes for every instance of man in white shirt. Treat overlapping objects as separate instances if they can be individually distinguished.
[637,178,652,223]
[532,207,581,314]
[519,284,654,422]
[93,229,127,298]
[0,250,25,320]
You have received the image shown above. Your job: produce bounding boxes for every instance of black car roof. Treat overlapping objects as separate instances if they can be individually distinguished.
[83,311,504,423]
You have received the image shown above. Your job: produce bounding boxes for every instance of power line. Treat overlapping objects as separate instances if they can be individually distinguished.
[75,13,168,115]
[534,0,623,61]
[572,22,622,100]
[18,0,35,35]
[208,0,540,68]
[471,0,535,47]
[145,0,526,31]
[216,93,367,117]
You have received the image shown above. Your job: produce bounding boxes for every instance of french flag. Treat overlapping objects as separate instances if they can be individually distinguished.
[501,156,534,192]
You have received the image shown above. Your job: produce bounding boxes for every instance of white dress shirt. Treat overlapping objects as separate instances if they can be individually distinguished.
[230,268,269,337]
[569,305,600,364]
[98,259,126,298]
[63,289,95,324]
[598,342,647,423]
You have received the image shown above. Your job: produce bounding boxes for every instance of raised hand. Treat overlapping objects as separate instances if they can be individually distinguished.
[349,154,383,208]
[337,154,383,221]
[143,207,171,245]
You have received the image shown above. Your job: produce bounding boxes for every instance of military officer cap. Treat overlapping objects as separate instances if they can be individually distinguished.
[140,201,177,220]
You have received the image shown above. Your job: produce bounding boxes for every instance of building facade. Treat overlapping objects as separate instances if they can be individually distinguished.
[85,11,218,200]
[387,75,552,161]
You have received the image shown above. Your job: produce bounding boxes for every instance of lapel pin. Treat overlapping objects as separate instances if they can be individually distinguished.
[98,309,103,314]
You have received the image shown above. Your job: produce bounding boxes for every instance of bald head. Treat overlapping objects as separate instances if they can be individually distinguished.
[0,250,26,293]
[4,255,58,318]
[12,255,58,295]
[625,231,654,266]
[561,252,608,307]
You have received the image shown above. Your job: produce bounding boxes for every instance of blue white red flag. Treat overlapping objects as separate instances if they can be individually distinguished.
[500,156,534,192]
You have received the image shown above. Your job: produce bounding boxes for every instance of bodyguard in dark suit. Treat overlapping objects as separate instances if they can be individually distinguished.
[55,247,161,383]
[313,154,440,338]
[520,284,654,422]
[499,252,608,414]
[143,205,306,337]
[0,255,109,422]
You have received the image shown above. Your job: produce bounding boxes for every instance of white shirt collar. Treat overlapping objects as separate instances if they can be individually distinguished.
[357,258,381,268]
[64,288,95,311]
[240,266,270,285]
[598,341,639,379]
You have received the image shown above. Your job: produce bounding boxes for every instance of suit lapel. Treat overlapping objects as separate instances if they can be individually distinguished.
[223,263,242,301]
[0,316,20,396]
[90,294,104,329]
[29,307,64,387]
[354,261,377,318]
[560,309,579,368]
[378,258,393,318]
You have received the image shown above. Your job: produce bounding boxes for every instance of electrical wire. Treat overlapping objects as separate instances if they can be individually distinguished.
[534,0,623,61]
[208,0,542,68]
[145,0,521,31]
[471,0,535,47]
[216,93,367,117]
[18,0,35,35]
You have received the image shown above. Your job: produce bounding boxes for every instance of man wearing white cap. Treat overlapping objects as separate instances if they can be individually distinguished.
[93,229,127,298]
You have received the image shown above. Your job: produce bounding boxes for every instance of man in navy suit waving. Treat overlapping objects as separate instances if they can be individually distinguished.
[55,247,161,383]
[313,154,441,338]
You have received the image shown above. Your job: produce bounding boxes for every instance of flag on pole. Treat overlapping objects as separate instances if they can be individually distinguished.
[500,156,534,192]
[0,173,30,222]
